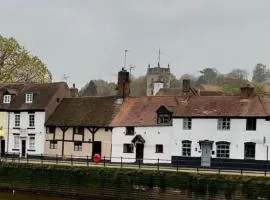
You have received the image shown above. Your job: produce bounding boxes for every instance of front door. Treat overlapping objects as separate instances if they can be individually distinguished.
[0,140,5,156]
[201,143,211,167]
[21,140,26,157]
[136,143,144,162]
[93,141,102,156]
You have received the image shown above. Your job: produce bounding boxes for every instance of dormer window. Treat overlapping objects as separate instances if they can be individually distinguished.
[156,105,172,125]
[3,95,11,104]
[25,93,33,103]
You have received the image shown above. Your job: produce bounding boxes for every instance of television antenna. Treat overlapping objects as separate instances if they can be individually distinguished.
[124,49,129,68]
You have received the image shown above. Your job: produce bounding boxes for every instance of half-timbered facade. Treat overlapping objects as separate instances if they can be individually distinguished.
[45,96,120,158]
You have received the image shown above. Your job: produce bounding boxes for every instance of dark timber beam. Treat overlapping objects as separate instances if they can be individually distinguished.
[60,126,69,157]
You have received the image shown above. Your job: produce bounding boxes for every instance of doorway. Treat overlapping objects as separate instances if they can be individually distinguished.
[21,140,26,157]
[93,141,102,156]
[0,140,5,156]
[136,143,144,162]
[201,143,212,167]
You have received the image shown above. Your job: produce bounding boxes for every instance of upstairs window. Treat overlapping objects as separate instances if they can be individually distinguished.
[183,118,192,130]
[246,118,257,131]
[157,114,172,125]
[217,118,230,130]
[15,114,20,127]
[126,126,135,135]
[29,114,35,127]
[46,127,56,134]
[216,142,230,158]
[73,127,84,134]
[3,95,11,104]
[25,93,33,103]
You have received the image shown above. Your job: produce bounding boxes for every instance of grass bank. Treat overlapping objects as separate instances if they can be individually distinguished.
[0,162,270,199]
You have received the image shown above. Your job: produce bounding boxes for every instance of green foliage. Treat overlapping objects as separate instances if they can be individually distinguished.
[130,75,147,96]
[0,35,52,83]
[80,79,117,96]
[252,63,270,83]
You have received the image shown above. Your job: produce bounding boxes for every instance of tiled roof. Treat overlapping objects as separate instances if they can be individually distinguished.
[111,95,270,127]
[8,82,67,111]
[264,85,270,94]
[46,96,120,127]
[110,96,187,127]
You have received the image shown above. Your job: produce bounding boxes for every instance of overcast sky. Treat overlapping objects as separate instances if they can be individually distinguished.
[1,0,270,88]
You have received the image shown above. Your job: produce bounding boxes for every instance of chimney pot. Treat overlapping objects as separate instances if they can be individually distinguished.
[73,83,75,88]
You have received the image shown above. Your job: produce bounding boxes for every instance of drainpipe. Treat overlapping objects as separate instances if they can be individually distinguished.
[7,112,10,154]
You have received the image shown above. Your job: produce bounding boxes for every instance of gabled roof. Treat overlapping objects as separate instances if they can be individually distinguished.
[45,96,120,127]
[110,96,187,127]
[8,82,67,111]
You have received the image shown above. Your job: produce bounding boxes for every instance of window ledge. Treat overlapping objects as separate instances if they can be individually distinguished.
[27,149,36,152]
[12,149,19,151]
[13,127,20,129]
[27,127,35,130]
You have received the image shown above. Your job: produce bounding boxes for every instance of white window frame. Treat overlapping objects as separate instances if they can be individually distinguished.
[182,141,192,157]
[216,142,230,158]
[217,118,231,130]
[14,135,20,149]
[29,114,35,127]
[29,136,35,149]
[50,140,57,149]
[183,118,192,130]
[25,93,33,103]
[15,114,20,127]
[3,95,11,104]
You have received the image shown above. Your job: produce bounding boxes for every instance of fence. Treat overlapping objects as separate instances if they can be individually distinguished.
[1,153,270,176]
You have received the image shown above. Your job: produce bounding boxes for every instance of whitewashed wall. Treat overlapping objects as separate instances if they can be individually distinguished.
[172,118,270,160]
[8,111,46,156]
[111,126,173,163]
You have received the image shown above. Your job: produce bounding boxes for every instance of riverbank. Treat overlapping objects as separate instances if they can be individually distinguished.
[0,162,270,199]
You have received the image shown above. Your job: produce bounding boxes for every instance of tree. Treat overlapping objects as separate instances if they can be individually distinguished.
[226,69,248,80]
[197,68,219,85]
[79,79,117,96]
[252,63,270,83]
[130,75,147,96]
[0,35,52,83]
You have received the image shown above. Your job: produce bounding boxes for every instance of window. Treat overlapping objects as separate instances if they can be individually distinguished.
[182,140,191,157]
[50,141,57,149]
[183,118,192,130]
[156,144,163,153]
[217,118,230,130]
[46,127,55,134]
[157,114,171,124]
[15,114,20,127]
[246,118,257,131]
[123,143,134,153]
[244,142,256,160]
[29,114,35,127]
[73,127,84,134]
[3,95,11,103]
[74,142,82,151]
[29,137,35,149]
[25,93,33,103]
[126,127,135,135]
[14,135,19,148]
[216,142,230,158]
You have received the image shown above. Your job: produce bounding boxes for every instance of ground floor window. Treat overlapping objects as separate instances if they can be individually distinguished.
[29,136,35,149]
[14,135,19,149]
[156,144,163,153]
[182,140,191,157]
[123,143,134,153]
[216,142,230,158]
[50,140,57,149]
[74,142,82,151]
[244,142,255,160]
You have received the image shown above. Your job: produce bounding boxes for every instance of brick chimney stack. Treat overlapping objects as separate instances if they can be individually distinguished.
[70,83,79,97]
[117,68,130,98]
[182,79,191,93]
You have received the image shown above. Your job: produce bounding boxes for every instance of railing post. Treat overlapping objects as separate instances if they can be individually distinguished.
[26,153,28,164]
[56,154,58,164]
[87,156,89,166]
[103,156,106,167]
[177,160,179,172]
[138,158,141,169]
[157,158,160,171]
[240,169,243,175]
[41,154,43,164]
[265,164,267,176]
[18,154,20,163]
[121,157,123,168]
[71,155,73,165]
